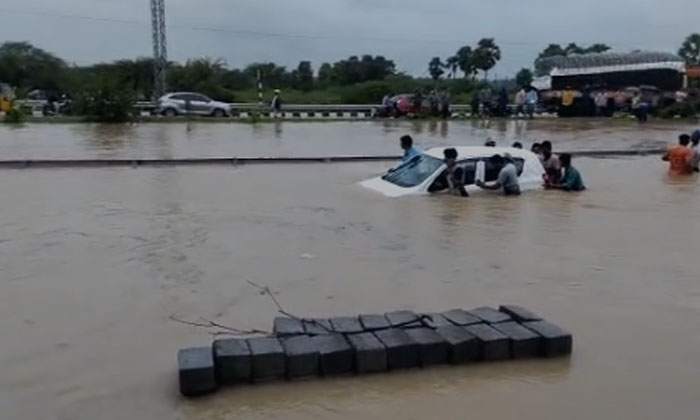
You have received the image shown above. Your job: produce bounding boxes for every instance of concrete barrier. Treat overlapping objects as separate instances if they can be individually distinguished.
[0,148,666,170]
[177,305,572,397]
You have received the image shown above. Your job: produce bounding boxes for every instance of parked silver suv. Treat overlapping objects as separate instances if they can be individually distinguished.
[157,92,230,117]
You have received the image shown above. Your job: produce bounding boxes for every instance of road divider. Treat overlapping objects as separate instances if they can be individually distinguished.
[0,148,665,169]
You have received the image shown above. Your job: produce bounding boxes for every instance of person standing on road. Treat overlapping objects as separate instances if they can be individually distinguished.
[400,135,422,162]
[514,88,526,116]
[662,134,693,175]
[271,89,283,117]
[476,154,521,196]
[525,87,538,119]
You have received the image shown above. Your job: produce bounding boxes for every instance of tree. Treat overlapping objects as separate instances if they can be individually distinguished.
[317,62,333,84]
[329,55,395,85]
[472,38,501,80]
[0,41,70,93]
[428,57,445,81]
[515,68,534,88]
[445,55,459,79]
[293,61,314,91]
[535,42,611,75]
[456,46,476,79]
[679,33,700,65]
[585,43,612,54]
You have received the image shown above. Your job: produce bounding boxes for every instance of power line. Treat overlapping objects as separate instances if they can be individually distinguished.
[0,6,540,46]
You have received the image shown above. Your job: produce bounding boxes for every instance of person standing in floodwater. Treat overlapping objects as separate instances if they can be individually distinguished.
[443,148,468,197]
[550,153,586,191]
[662,134,693,175]
[400,135,421,162]
[690,130,700,172]
[540,141,561,186]
[476,154,521,196]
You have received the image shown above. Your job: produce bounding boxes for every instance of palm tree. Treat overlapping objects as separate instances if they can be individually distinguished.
[428,57,445,81]
[473,38,501,80]
[445,55,459,79]
[456,46,476,79]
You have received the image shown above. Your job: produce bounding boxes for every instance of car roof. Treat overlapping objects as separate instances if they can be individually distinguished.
[424,146,536,160]
[164,92,207,97]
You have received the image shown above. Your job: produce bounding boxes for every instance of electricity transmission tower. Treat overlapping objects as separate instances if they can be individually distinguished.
[150,0,168,99]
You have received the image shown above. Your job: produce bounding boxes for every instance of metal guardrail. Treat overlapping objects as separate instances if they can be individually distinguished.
[0,149,665,169]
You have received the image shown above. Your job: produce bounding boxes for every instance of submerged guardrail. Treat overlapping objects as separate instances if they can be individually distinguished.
[0,148,666,169]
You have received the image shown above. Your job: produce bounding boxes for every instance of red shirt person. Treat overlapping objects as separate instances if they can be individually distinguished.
[663,134,693,175]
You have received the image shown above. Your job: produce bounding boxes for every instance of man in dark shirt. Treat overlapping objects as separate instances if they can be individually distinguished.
[443,148,468,197]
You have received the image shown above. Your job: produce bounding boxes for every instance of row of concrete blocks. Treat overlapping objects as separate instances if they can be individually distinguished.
[178,305,572,397]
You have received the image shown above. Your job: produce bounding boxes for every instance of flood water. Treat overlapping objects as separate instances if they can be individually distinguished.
[0,119,697,159]
[1,121,700,420]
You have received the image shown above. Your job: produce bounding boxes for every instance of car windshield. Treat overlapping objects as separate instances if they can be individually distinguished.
[382,155,444,188]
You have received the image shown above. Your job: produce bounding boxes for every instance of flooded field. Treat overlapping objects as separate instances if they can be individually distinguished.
[0,119,697,159]
[0,151,699,419]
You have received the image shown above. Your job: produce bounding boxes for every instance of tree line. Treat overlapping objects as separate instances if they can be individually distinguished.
[1,33,698,106]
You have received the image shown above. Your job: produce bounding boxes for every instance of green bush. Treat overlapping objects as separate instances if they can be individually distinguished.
[2,105,25,124]
[73,76,136,122]
[658,101,699,119]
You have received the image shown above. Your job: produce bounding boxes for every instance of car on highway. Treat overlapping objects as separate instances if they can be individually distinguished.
[157,92,230,117]
[360,146,545,197]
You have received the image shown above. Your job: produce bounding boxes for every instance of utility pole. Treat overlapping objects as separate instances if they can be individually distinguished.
[150,0,168,99]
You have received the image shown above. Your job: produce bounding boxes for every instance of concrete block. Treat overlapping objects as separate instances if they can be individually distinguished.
[421,313,454,329]
[522,321,573,357]
[435,326,479,364]
[303,318,333,335]
[273,317,305,336]
[442,309,482,326]
[469,307,512,324]
[213,338,251,385]
[359,314,391,331]
[385,311,423,329]
[499,305,543,322]
[346,332,387,373]
[247,337,286,382]
[330,316,364,334]
[374,329,420,369]
[178,347,217,397]
[465,324,510,361]
[492,322,541,359]
[282,335,319,379]
[312,334,353,375]
[404,328,449,366]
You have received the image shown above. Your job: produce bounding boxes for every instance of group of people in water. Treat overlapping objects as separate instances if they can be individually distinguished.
[662,130,700,175]
[398,135,585,197]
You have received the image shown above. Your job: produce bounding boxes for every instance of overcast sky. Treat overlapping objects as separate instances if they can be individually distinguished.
[0,0,698,76]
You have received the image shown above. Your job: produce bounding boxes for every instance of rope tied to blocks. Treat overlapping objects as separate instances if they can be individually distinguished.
[169,279,433,336]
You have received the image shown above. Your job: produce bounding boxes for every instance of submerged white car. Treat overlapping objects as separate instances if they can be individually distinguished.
[361,146,545,198]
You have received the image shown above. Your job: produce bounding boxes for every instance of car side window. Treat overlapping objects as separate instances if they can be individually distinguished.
[427,159,477,193]
[170,94,187,101]
[189,94,209,102]
[483,157,526,181]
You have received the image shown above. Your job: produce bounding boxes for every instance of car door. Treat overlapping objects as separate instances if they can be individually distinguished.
[167,94,188,113]
[188,94,212,115]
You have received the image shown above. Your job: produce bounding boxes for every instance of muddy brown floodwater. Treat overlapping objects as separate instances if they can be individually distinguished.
[0,122,699,420]
[0,119,698,159]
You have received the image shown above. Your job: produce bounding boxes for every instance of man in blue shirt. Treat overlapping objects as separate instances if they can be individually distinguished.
[400,135,421,162]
